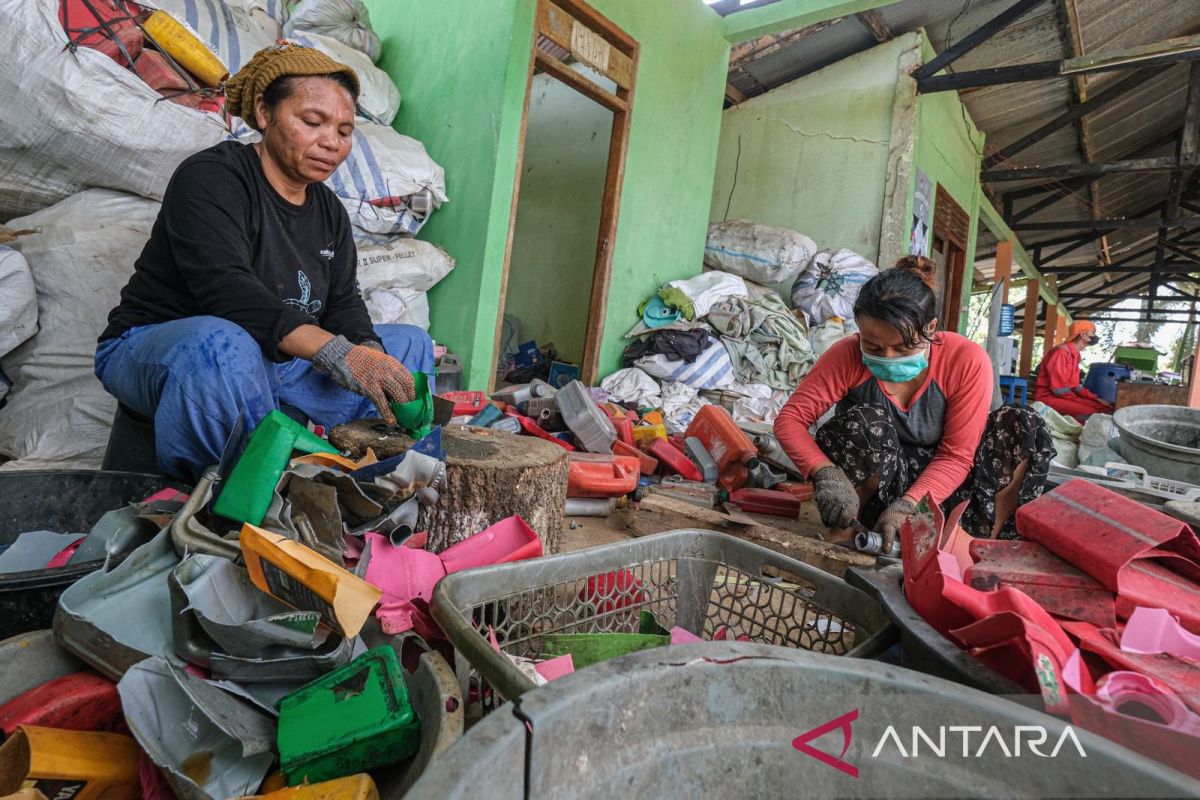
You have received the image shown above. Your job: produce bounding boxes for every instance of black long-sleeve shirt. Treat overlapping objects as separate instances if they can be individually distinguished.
[101,141,378,361]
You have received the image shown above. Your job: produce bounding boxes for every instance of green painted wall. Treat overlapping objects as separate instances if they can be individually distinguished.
[505,72,613,363]
[366,0,730,386]
[909,33,986,333]
[710,35,911,264]
[366,0,534,389]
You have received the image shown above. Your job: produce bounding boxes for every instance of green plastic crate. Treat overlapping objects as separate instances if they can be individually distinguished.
[1113,345,1160,373]
[278,646,420,785]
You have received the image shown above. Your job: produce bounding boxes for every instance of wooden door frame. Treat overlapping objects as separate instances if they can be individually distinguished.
[932,185,970,333]
[490,0,639,390]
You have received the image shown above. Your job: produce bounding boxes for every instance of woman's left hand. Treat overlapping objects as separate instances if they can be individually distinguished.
[876,497,918,551]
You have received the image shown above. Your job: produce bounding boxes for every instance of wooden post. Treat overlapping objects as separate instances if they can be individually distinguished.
[994,241,1013,303]
[1191,335,1200,409]
[1057,312,1068,345]
[1020,278,1039,376]
[1043,301,1059,359]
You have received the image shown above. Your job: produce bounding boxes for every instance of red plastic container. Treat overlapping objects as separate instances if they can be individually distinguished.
[614,440,658,476]
[439,515,543,573]
[613,416,635,447]
[59,0,143,66]
[648,439,702,482]
[515,415,576,451]
[0,672,121,736]
[685,406,757,491]
[776,481,815,502]
[729,488,802,518]
[567,453,640,498]
[439,391,487,417]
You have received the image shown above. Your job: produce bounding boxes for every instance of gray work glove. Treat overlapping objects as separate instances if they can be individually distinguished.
[875,497,919,552]
[312,334,415,425]
[811,465,859,529]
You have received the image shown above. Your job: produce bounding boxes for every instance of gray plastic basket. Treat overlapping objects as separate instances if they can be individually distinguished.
[431,529,893,713]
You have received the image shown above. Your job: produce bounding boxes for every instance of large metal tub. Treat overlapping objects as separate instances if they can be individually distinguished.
[1113,404,1200,484]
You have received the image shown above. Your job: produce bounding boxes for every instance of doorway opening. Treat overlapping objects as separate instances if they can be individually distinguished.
[931,185,970,332]
[493,0,638,389]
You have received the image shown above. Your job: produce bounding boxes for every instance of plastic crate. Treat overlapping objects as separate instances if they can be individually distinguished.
[431,529,893,713]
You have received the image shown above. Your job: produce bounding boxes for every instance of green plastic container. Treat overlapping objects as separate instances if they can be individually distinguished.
[539,633,669,669]
[278,646,421,786]
[1113,345,1160,373]
[212,409,338,525]
[391,372,434,439]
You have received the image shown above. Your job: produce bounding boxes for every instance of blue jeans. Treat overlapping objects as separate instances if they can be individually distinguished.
[95,316,434,481]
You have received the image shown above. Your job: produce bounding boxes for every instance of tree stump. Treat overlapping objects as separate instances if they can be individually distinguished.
[328,423,568,553]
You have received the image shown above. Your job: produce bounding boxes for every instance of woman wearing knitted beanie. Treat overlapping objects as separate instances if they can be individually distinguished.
[94,43,433,482]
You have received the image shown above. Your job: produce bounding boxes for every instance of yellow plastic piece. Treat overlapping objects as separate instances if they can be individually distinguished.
[0,726,140,800]
[142,10,229,87]
[244,774,379,800]
[290,452,361,472]
[632,423,667,447]
[241,524,383,638]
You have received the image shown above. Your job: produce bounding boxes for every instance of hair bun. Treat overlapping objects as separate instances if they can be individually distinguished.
[893,255,939,292]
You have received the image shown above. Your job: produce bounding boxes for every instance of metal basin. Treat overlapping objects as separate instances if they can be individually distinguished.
[1113,405,1200,484]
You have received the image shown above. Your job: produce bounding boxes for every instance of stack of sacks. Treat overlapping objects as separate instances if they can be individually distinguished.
[356,239,455,330]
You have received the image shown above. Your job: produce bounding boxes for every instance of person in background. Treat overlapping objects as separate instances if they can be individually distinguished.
[1034,320,1112,422]
[95,44,432,482]
[775,257,1056,548]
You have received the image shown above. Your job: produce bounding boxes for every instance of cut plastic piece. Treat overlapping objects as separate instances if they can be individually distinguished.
[467,404,504,428]
[965,539,1117,628]
[391,372,435,439]
[538,632,669,669]
[439,515,543,573]
[278,647,419,786]
[1121,606,1200,659]
[214,410,338,526]
[241,524,383,638]
[119,657,276,800]
[567,453,640,498]
[648,438,702,482]
[0,725,140,800]
[249,774,380,800]
[534,654,575,682]
[556,380,616,454]
[515,414,576,451]
[728,488,801,518]
[363,532,447,607]
[0,672,121,737]
[614,439,658,475]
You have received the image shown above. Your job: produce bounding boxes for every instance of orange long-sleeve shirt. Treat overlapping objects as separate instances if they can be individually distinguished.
[774,332,992,504]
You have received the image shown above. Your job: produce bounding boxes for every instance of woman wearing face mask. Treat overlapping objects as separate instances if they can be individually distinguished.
[774,256,1055,549]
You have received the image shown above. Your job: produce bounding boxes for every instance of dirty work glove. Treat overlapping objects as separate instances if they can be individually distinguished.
[875,497,918,552]
[811,465,859,529]
[313,335,415,424]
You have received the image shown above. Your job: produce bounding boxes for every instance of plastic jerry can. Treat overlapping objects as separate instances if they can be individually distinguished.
[685,406,757,491]
[776,481,815,502]
[241,524,383,638]
[683,437,719,483]
[647,439,702,482]
[632,424,667,448]
[278,648,419,786]
[439,391,486,417]
[614,440,658,475]
[567,453,641,498]
[729,488,801,518]
[249,774,379,800]
[612,415,635,447]
[0,725,141,800]
[214,410,339,526]
[514,415,576,451]
[468,404,504,428]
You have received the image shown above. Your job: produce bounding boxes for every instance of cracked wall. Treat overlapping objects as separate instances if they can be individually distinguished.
[710,34,920,265]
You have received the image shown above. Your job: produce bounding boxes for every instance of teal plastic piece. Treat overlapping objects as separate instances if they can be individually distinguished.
[278,646,420,786]
[211,409,338,525]
[391,372,434,439]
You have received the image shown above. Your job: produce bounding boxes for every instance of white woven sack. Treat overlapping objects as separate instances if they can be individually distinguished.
[285,0,381,62]
[0,190,160,469]
[790,248,879,325]
[363,288,430,330]
[704,220,817,286]
[356,238,455,293]
[286,30,399,125]
[0,0,233,220]
[635,338,736,390]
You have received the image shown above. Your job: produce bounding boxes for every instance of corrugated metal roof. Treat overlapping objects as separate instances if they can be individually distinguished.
[724,0,1200,319]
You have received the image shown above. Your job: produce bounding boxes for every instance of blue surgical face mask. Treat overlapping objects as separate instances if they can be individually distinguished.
[861,345,928,383]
